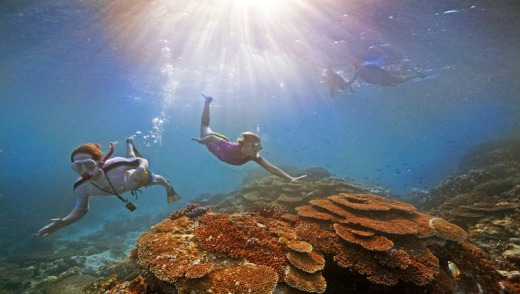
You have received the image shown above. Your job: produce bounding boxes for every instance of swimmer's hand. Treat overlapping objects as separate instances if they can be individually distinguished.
[37,218,65,237]
[132,167,149,186]
[291,175,307,182]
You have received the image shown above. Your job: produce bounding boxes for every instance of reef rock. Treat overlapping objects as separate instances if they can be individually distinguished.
[408,138,520,292]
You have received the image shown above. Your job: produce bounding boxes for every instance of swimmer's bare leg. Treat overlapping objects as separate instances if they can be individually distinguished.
[126,138,142,158]
[152,174,180,203]
[126,139,137,158]
[200,94,214,138]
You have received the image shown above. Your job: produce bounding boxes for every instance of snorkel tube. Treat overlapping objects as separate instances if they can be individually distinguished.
[101,142,115,166]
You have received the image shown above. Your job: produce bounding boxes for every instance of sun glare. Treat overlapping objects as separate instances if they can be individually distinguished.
[99,0,353,139]
[233,0,290,13]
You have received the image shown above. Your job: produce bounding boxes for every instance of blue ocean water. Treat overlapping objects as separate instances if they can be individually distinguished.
[0,0,518,287]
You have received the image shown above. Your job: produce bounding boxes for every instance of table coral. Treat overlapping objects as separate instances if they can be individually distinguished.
[294,193,466,287]
[286,250,325,273]
[122,192,499,293]
[429,217,468,241]
[285,267,327,294]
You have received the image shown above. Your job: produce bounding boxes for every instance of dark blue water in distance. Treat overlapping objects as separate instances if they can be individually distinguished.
[0,0,518,287]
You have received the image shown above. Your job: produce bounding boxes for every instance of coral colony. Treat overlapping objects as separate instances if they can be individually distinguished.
[96,193,507,293]
[23,140,520,293]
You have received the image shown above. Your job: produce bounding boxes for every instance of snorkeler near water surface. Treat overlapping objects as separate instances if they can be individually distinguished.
[36,139,180,237]
[193,94,307,182]
[324,55,438,96]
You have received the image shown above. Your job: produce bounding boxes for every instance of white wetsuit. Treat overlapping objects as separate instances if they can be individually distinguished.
[73,157,154,211]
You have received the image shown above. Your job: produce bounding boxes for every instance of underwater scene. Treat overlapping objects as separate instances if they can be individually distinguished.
[1,0,519,293]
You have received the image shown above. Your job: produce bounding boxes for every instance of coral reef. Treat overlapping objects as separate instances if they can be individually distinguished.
[191,168,369,214]
[169,203,210,220]
[408,138,520,291]
[101,191,506,293]
[130,211,327,293]
[294,193,470,288]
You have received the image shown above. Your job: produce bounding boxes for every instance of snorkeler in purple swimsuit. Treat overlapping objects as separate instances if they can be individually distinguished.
[193,94,306,182]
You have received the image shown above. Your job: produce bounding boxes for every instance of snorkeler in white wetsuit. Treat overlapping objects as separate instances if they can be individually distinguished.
[36,139,180,237]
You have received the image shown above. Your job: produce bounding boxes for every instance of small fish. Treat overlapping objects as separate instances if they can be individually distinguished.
[443,9,460,14]
[448,261,461,280]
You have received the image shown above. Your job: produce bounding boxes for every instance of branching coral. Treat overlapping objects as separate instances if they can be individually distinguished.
[194,213,288,280]
[169,203,210,220]
[247,203,288,219]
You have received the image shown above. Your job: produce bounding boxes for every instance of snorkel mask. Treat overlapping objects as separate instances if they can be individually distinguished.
[252,142,263,150]
[71,158,100,179]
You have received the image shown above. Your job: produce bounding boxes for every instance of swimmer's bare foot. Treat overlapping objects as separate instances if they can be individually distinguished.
[201,93,213,103]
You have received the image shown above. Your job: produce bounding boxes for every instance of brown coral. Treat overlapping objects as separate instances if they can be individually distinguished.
[329,193,416,212]
[169,203,210,220]
[135,217,205,283]
[294,193,464,287]
[175,264,278,293]
[124,192,488,293]
[194,213,288,280]
[286,250,325,273]
[248,203,288,219]
[285,267,327,294]
[429,217,468,241]
[305,198,420,235]
[334,223,394,251]
[286,240,313,253]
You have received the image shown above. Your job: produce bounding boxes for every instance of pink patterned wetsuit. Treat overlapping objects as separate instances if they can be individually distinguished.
[206,140,261,165]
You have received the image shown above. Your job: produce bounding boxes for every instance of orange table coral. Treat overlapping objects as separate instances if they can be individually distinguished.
[295,192,466,287]
[126,193,501,293]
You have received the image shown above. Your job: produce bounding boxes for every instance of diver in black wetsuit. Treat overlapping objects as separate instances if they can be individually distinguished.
[323,66,349,97]
[324,56,433,96]
[345,60,426,87]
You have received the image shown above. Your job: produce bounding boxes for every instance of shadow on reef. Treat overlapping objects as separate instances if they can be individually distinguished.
[91,173,518,293]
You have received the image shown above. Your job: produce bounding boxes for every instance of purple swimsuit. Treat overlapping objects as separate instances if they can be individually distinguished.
[206,140,261,165]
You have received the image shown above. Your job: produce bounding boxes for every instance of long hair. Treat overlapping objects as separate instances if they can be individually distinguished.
[70,143,104,162]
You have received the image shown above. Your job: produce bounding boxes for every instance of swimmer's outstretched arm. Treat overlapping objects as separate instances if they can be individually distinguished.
[36,195,89,236]
[256,157,307,182]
